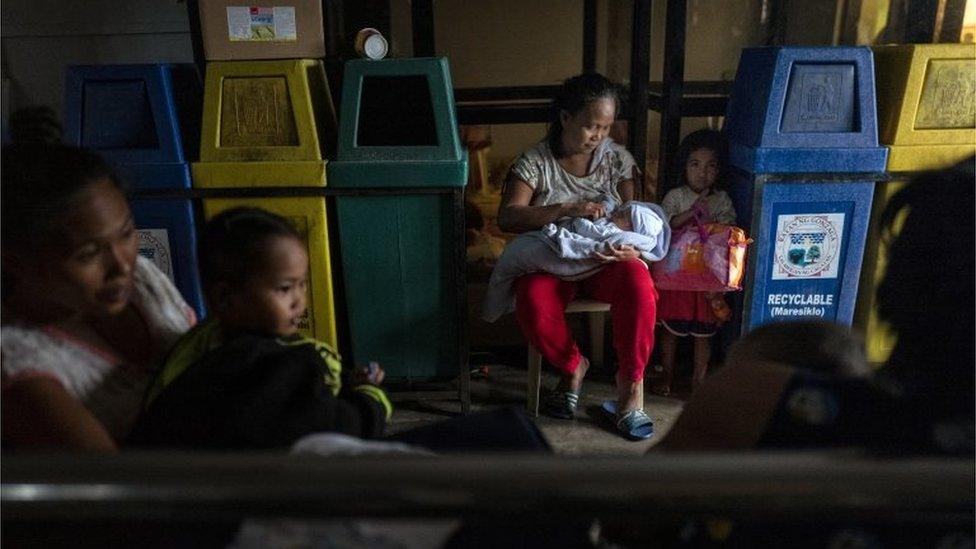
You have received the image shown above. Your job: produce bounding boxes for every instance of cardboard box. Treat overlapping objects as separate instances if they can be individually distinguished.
[199,1,325,61]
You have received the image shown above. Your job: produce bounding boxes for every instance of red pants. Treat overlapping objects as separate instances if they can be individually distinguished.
[514,260,657,382]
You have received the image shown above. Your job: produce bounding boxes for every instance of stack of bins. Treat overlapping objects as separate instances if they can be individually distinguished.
[855,44,976,365]
[190,0,339,348]
[64,64,207,318]
[327,58,469,399]
[724,47,888,335]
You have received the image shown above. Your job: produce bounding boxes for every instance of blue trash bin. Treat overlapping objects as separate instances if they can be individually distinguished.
[724,47,888,334]
[64,64,206,318]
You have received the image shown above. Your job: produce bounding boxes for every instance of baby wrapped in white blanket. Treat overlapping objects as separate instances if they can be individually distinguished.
[482,199,670,322]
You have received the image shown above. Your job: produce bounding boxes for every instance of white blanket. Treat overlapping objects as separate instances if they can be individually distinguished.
[482,202,670,322]
[229,434,456,549]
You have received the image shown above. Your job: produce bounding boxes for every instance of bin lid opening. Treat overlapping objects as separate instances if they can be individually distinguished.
[82,80,160,150]
[330,57,467,187]
[357,75,438,147]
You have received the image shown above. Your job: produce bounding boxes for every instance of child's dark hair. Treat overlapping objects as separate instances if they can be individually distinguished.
[197,207,303,294]
[673,128,729,191]
[1,142,126,250]
[876,156,974,400]
[546,73,620,158]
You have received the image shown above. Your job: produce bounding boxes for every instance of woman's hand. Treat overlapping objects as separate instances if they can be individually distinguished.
[563,200,605,220]
[593,243,640,262]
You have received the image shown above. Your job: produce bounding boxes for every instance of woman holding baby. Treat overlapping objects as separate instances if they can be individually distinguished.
[497,73,656,440]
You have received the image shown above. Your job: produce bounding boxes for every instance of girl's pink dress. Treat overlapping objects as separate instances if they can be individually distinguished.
[657,289,720,337]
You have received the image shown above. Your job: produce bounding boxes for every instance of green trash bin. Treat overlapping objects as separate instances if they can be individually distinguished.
[328,57,468,392]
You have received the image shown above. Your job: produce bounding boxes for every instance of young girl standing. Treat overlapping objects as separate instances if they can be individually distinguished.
[652,129,736,396]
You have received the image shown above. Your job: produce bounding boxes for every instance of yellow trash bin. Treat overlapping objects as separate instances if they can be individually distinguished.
[198,196,338,347]
[192,58,339,347]
[194,58,337,185]
[856,44,975,365]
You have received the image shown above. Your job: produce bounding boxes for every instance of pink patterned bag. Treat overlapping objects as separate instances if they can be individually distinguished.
[652,221,752,292]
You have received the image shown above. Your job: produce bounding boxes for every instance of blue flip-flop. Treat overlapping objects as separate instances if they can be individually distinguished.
[601,400,654,441]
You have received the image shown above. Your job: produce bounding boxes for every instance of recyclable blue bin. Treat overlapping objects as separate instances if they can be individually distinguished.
[117,164,205,319]
[724,47,888,333]
[64,64,206,318]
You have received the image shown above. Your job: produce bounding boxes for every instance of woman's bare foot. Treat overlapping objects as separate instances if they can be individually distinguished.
[555,356,590,394]
[615,372,643,414]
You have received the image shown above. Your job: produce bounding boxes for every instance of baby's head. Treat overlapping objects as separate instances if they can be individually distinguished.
[725,320,870,378]
[610,206,633,231]
[199,207,308,337]
[610,201,664,237]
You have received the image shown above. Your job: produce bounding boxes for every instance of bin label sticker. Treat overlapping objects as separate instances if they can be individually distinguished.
[754,194,860,327]
[772,213,844,280]
[766,293,834,319]
[226,7,297,42]
[138,229,174,282]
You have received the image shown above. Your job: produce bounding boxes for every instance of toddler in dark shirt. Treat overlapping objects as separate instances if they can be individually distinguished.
[130,207,390,449]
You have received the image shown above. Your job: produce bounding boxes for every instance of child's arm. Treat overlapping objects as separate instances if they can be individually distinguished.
[712,191,737,225]
[669,190,710,229]
[232,349,392,445]
[669,209,698,229]
[2,376,118,453]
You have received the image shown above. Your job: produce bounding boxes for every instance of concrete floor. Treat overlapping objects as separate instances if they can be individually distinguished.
[386,361,686,455]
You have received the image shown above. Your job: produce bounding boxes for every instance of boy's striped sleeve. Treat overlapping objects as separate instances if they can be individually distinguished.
[352,384,393,421]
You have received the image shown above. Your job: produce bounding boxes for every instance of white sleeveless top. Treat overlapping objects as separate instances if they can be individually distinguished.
[1,257,195,440]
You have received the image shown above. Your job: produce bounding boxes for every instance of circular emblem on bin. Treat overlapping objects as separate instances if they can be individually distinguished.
[773,214,841,279]
[138,229,174,280]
